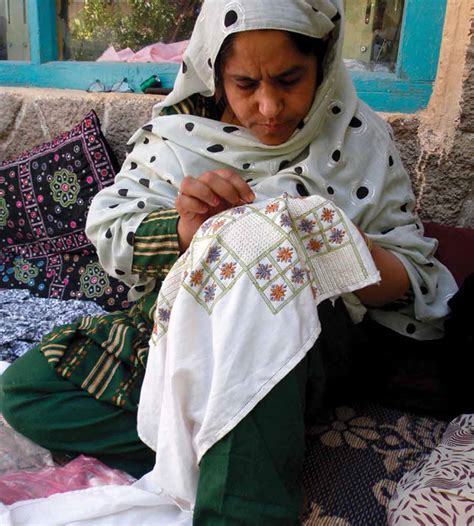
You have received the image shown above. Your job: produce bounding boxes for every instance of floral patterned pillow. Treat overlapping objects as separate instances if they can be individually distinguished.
[0,111,131,311]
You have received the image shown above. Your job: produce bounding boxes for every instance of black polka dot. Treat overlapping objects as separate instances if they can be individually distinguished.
[150,156,156,163]
[279,160,290,171]
[389,155,394,167]
[331,106,342,115]
[109,204,119,209]
[115,269,126,276]
[416,223,421,230]
[130,162,137,170]
[349,116,362,128]
[126,143,135,154]
[246,178,253,183]
[332,150,341,162]
[296,183,309,197]
[143,137,149,144]
[142,124,153,132]
[297,120,305,130]
[426,262,434,268]
[420,285,428,295]
[139,178,150,188]
[118,189,128,197]
[207,144,224,153]
[295,167,303,175]
[406,323,416,335]
[127,232,135,246]
[400,204,408,213]
[381,227,394,235]
[223,126,239,133]
[182,61,188,74]
[137,201,145,209]
[135,285,146,293]
[242,163,251,170]
[357,186,369,199]
[105,228,112,239]
[312,7,319,12]
[332,12,341,22]
[224,10,238,27]
[185,122,195,132]
[208,58,213,69]
[162,137,168,141]
[327,186,335,195]
[166,179,172,185]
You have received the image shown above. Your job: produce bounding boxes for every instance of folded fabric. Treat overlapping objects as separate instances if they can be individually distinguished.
[97,41,189,63]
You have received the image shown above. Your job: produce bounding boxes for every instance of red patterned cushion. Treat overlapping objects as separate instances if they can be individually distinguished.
[0,111,131,311]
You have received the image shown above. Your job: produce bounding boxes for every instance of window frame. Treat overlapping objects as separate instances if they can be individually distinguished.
[0,0,447,113]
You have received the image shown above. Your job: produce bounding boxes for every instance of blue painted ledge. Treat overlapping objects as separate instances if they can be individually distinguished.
[0,62,431,114]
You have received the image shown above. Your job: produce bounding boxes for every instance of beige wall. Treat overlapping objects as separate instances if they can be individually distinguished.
[0,0,472,227]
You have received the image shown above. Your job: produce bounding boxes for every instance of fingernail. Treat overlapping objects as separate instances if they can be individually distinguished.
[246,192,255,203]
[213,197,221,206]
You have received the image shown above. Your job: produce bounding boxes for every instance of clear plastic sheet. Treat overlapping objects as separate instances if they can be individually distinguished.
[0,455,135,505]
[0,417,53,476]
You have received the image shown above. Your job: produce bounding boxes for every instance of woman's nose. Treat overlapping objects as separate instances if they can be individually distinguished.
[258,86,283,118]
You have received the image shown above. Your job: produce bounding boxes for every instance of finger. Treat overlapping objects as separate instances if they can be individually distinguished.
[175,192,209,215]
[179,176,221,208]
[198,171,251,206]
[215,169,255,202]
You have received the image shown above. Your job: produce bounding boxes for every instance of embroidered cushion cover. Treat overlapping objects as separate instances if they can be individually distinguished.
[0,111,131,311]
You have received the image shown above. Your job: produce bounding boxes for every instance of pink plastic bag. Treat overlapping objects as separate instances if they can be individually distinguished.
[0,455,135,504]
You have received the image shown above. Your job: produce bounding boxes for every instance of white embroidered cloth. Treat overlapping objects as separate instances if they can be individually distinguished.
[137,194,380,510]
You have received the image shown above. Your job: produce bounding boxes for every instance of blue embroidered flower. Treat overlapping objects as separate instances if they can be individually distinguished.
[204,283,217,303]
[231,206,247,215]
[329,228,346,244]
[280,214,292,228]
[291,267,305,285]
[206,246,222,264]
[255,263,273,280]
[157,308,171,322]
[299,218,316,233]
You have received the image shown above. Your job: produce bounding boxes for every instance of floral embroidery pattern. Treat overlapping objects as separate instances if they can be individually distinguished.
[270,283,287,302]
[190,269,204,287]
[231,206,247,215]
[307,238,323,252]
[79,262,110,298]
[0,197,8,227]
[220,262,237,280]
[299,218,316,233]
[329,227,345,245]
[211,219,226,233]
[276,246,294,263]
[265,202,279,214]
[49,169,80,208]
[204,283,217,302]
[280,214,292,228]
[157,308,171,323]
[255,263,273,281]
[291,266,305,285]
[320,207,335,223]
[13,257,39,284]
[206,246,222,264]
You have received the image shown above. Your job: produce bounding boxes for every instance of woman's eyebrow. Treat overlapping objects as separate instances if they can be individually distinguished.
[229,65,305,81]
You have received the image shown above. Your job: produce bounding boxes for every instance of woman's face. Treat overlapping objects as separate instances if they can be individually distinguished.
[221,30,318,146]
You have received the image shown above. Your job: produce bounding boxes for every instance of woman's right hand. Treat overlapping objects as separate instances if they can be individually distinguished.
[175,169,255,252]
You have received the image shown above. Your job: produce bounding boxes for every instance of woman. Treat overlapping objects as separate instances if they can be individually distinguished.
[1,0,457,523]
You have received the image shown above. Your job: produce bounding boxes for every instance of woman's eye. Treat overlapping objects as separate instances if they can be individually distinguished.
[236,81,257,90]
[278,77,300,87]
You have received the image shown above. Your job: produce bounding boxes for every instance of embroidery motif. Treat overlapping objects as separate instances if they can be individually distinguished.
[49,169,80,208]
[80,262,110,298]
[0,197,8,227]
[13,257,39,284]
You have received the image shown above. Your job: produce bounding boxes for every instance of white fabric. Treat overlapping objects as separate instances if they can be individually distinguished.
[138,194,379,508]
[86,0,458,340]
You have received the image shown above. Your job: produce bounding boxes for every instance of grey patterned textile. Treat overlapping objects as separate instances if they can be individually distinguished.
[0,289,105,363]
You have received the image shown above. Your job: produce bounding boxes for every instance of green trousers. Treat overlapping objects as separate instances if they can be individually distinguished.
[0,300,359,524]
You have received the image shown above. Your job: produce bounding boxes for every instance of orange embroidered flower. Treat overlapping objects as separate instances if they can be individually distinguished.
[270,283,287,302]
[321,207,335,222]
[211,219,226,233]
[307,238,323,252]
[220,262,237,280]
[189,269,204,287]
[265,203,279,214]
[276,246,293,263]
